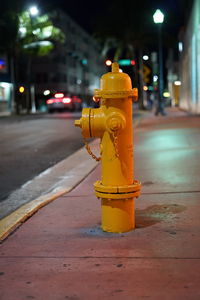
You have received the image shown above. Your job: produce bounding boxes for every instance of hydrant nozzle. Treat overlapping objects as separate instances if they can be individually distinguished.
[74,62,141,233]
[74,119,81,128]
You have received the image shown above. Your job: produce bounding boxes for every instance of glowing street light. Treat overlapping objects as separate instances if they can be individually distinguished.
[29,6,39,16]
[174,81,181,86]
[153,9,164,24]
[19,86,25,93]
[143,55,149,61]
[153,75,158,82]
[105,60,112,66]
[43,90,50,96]
[143,86,148,91]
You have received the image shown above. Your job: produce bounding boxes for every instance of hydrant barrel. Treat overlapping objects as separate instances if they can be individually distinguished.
[101,98,133,186]
[74,62,141,233]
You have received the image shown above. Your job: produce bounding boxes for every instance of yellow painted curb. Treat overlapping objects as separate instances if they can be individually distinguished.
[0,188,69,242]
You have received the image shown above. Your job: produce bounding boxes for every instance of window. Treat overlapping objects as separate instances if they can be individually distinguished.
[69,76,77,85]
[52,55,66,64]
[51,73,67,83]
[35,73,48,83]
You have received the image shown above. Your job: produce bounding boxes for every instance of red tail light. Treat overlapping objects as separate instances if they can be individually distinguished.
[73,96,81,103]
[62,97,72,104]
[46,99,54,104]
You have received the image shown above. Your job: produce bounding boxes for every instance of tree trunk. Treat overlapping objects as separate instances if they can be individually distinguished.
[9,55,15,114]
[26,56,32,114]
[13,53,21,115]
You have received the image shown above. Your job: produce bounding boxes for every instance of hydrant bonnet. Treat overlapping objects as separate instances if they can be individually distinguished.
[94,62,138,100]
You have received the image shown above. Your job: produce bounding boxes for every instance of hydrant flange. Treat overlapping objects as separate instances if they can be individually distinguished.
[94,180,141,199]
[94,180,141,193]
[94,88,138,100]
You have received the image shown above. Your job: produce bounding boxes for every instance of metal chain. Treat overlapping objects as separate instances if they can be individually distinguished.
[112,131,119,158]
[83,137,101,161]
[83,132,119,161]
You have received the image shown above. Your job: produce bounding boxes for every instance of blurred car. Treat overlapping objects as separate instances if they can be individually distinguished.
[46,93,82,113]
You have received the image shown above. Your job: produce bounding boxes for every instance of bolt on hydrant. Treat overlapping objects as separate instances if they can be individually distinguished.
[74,62,141,233]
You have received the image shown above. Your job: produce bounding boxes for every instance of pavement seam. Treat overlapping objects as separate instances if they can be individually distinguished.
[142,190,200,195]
[1,256,200,259]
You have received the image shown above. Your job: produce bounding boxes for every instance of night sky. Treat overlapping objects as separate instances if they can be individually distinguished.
[39,0,192,35]
[37,0,193,63]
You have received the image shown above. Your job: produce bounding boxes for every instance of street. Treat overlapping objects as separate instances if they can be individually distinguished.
[0,112,83,201]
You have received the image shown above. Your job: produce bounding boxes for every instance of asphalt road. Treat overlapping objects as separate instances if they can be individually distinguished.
[0,112,84,201]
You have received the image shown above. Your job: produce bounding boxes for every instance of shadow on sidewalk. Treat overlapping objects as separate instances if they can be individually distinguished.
[136,204,186,228]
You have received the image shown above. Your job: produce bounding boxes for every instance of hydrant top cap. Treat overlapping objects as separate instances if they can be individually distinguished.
[111,62,120,72]
[99,62,132,94]
[94,62,138,99]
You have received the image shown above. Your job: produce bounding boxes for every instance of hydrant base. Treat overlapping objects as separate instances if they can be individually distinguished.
[101,198,135,233]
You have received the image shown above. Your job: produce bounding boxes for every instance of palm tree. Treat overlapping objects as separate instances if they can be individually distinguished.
[0,0,24,113]
[18,10,65,113]
[94,0,159,108]
[0,3,65,114]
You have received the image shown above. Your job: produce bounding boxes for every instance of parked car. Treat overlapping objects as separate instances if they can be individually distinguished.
[46,93,82,112]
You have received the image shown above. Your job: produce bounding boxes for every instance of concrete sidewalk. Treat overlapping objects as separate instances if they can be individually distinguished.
[1,107,200,300]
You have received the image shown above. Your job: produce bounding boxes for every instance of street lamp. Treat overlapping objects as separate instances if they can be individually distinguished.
[29,6,39,16]
[153,9,164,24]
[143,55,149,61]
[153,9,166,115]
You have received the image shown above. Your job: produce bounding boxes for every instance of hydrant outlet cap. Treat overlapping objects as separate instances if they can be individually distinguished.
[74,119,82,127]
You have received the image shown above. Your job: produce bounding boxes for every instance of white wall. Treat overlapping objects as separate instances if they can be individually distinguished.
[180,0,200,113]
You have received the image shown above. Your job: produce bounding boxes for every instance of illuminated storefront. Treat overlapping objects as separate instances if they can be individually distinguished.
[0,55,13,114]
[0,82,13,113]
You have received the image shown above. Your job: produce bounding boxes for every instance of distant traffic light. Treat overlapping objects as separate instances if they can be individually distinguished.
[143,86,148,91]
[143,65,151,83]
[81,59,88,65]
[105,59,112,66]
[118,59,135,66]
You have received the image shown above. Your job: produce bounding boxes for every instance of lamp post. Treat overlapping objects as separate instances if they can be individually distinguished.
[27,6,39,113]
[153,9,166,115]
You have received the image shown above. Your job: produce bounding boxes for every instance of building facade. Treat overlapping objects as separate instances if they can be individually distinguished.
[0,55,13,114]
[0,10,105,113]
[179,0,200,113]
[32,10,105,109]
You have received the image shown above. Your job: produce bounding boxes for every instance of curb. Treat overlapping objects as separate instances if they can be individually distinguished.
[0,114,144,242]
[0,139,99,242]
[0,189,68,241]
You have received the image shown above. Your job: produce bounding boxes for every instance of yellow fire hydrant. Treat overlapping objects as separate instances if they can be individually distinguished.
[74,62,141,233]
